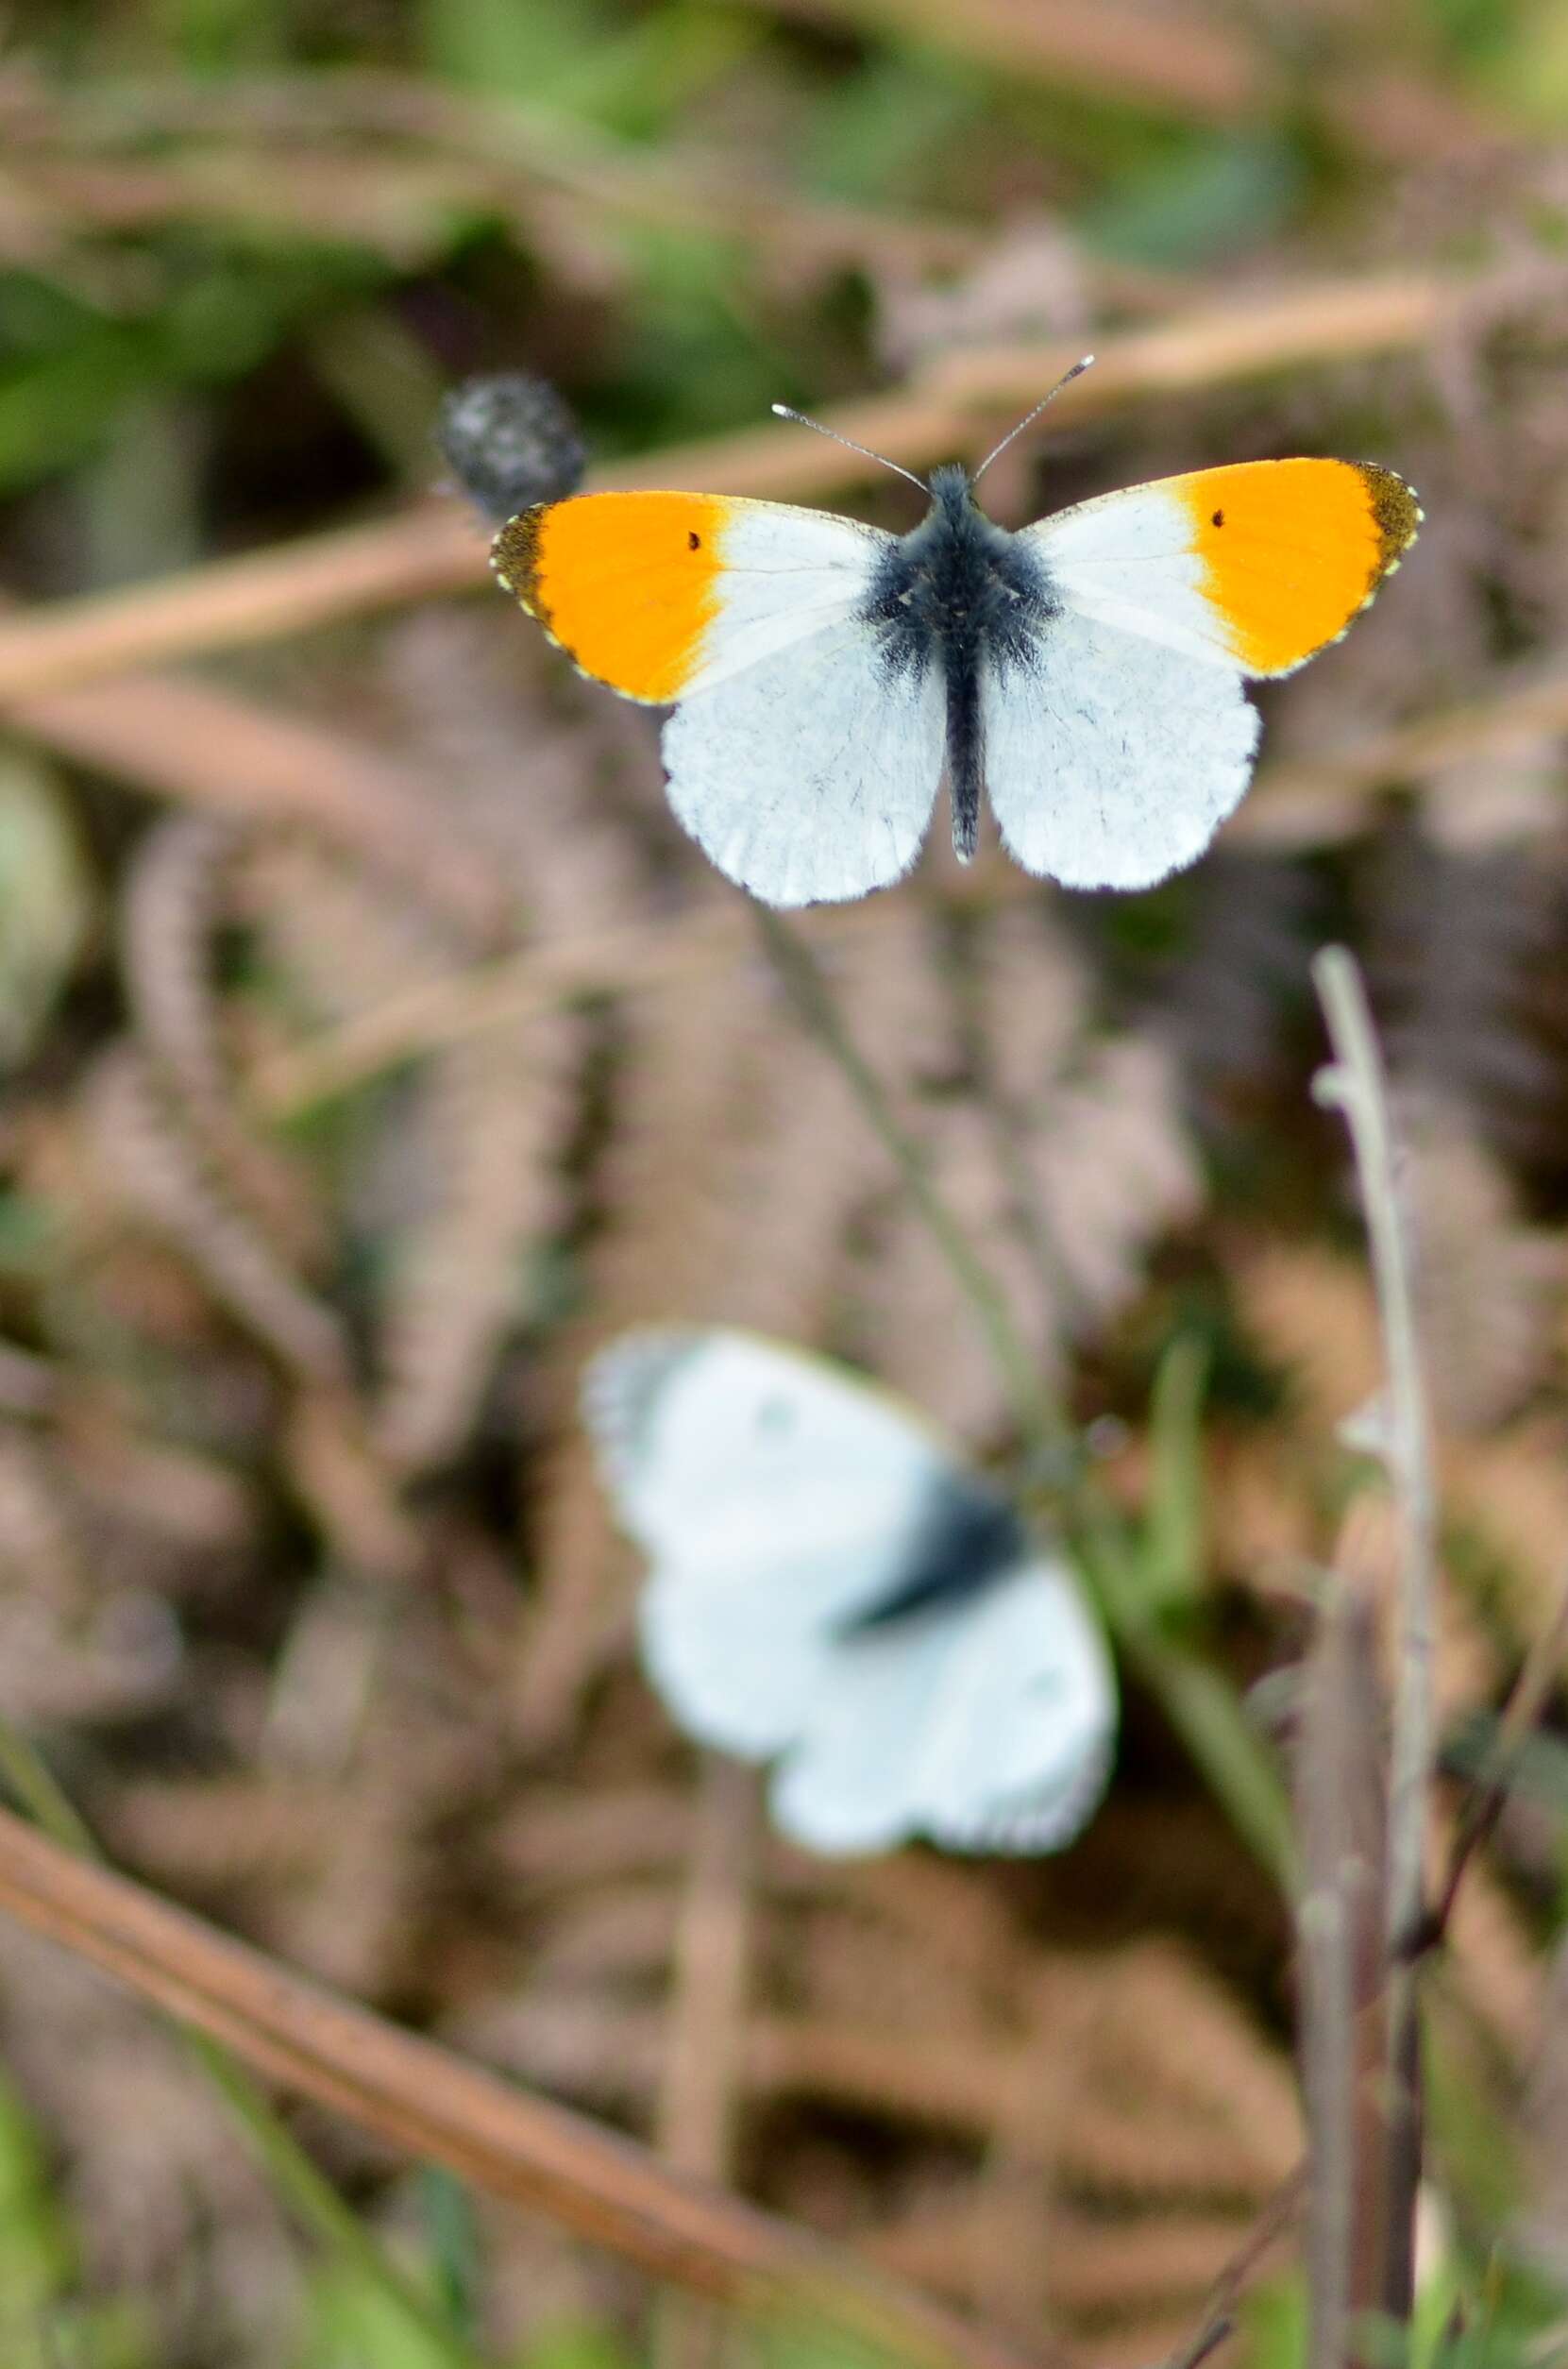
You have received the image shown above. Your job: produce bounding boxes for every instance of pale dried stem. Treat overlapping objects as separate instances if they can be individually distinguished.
[12,666,511,941]
[1310,947,1440,2333]
[654,1759,762,2369]
[1293,1571,1390,2367]
[0,1802,1050,2369]
[1311,949,1438,1970]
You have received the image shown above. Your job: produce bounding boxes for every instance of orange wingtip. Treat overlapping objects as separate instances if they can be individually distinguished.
[492,492,731,703]
[1178,459,1421,677]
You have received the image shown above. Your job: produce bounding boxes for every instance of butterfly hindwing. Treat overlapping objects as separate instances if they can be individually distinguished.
[772,1558,1114,1857]
[663,615,945,905]
[981,607,1260,890]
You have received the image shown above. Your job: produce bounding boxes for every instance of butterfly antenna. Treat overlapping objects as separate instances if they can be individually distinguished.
[770,404,927,492]
[970,354,1095,485]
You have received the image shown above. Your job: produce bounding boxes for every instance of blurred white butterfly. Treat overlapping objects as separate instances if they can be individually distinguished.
[584,1327,1116,1857]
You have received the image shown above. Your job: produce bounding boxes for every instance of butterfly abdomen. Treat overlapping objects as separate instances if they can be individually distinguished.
[860,466,1055,865]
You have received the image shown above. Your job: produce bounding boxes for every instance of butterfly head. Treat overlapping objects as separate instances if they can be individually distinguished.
[926,459,981,520]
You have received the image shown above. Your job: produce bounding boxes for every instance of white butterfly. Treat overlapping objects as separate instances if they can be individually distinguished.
[583,1327,1115,1857]
[493,375,1420,908]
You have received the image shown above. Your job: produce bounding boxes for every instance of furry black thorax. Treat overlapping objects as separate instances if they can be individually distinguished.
[844,1477,1027,1633]
[859,464,1057,860]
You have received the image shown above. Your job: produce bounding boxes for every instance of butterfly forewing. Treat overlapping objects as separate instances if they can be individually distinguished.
[1032,456,1421,678]
[492,491,888,702]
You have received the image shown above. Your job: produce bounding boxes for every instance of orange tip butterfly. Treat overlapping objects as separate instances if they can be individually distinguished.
[492,361,1421,908]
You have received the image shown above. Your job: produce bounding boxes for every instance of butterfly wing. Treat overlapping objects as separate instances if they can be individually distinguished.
[493,493,945,906]
[980,611,1259,890]
[1032,459,1422,680]
[981,458,1420,892]
[662,617,945,907]
[493,492,887,703]
[772,1555,1115,1857]
[585,1329,999,1757]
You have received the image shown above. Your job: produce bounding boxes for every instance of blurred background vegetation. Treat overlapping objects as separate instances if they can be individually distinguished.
[4,0,1568,2364]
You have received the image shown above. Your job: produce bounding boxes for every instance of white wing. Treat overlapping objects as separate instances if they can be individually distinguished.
[664,622,945,907]
[584,1328,1117,1855]
[1022,480,1245,673]
[589,1336,1008,1762]
[980,608,1258,891]
[772,1555,1115,1857]
[586,1328,992,1755]
[680,501,893,694]
[586,1328,964,1582]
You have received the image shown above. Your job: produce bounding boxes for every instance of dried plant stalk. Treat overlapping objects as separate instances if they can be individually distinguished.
[1294,1573,1389,2369]
[0,1802,1047,2369]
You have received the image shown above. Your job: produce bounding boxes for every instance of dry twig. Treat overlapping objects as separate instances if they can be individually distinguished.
[0,1802,1051,2369]
[1311,947,1442,2336]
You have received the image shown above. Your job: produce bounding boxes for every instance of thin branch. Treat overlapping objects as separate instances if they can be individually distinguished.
[0,1719,483,2366]
[1310,948,1439,1967]
[255,900,781,1116]
[1230,663,1568,853]
[1,66,986,274]
[1159,2163,1307,2369]
[1310,946,1440,2332]
[0,1801,1050,2369]
[12,666,512,943]
[0,38,1513,169]
[0,272,1462,702]
[743,0,1512,159]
